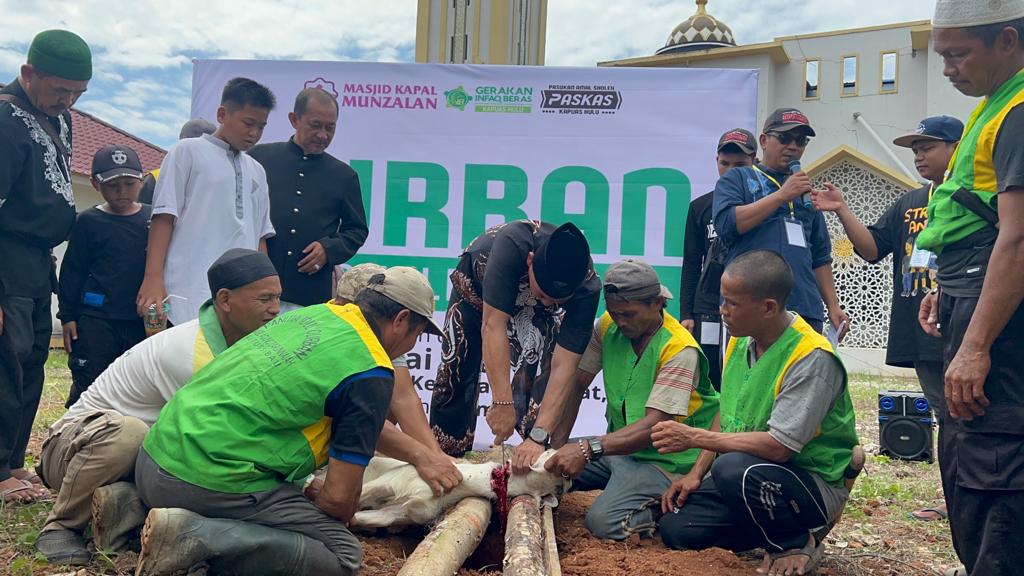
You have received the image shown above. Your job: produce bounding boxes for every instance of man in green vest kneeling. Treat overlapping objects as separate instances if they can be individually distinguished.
[654,250,859,576]
[544,259,719,541]
[133,267,443,576]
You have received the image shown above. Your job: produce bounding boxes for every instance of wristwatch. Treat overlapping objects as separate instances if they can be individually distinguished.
[529,426,551,447]
[587,437,605,461]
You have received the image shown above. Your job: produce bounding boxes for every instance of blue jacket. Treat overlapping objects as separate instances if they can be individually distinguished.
[712,165,832,322]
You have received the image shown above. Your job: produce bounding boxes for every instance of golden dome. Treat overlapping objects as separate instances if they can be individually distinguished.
[657,0,737,55]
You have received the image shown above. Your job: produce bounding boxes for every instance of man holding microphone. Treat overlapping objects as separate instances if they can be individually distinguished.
[712,108,849,336]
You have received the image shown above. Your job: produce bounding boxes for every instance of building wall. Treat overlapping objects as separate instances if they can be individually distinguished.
[673,27,978,181]
[416,0,546,65]
[615,24,989,356]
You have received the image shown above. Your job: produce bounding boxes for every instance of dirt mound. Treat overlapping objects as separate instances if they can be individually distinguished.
[358,491,757,576]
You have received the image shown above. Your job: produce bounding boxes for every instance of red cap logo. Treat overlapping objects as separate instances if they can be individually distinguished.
[781,111,809,125]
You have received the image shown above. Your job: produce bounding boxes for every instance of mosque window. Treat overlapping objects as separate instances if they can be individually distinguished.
[804,59,821,100]
[880,51,898,93]
[841,54,859,97]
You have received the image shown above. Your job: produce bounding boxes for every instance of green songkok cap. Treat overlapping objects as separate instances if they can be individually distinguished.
[27,29,92,81]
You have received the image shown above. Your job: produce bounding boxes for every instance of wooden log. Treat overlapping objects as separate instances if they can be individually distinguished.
[541,504,561,576]
[397,496,492,576]
[503,495,546,576]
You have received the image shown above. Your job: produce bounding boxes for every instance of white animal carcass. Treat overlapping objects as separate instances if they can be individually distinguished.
[353,449,568,528]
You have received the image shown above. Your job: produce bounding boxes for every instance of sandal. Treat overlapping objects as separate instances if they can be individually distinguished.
[762,538,824,575]
[12,469,44,487]
[909,506,948,521]
[1,478,43,504]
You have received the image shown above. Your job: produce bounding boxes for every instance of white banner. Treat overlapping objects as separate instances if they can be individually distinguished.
[192,60,757,450]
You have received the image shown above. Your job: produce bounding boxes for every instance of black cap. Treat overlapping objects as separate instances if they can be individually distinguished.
[893,115,964,148]
[717,128,757,155]
[91,145,143,183]
[207,248,278,295]
[532,222,591,300]
[763,107,816,136]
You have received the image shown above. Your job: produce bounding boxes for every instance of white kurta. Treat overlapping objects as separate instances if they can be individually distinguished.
[152,134,274,325]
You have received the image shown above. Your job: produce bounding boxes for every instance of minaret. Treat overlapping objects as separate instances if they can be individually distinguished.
[415,0,547,65]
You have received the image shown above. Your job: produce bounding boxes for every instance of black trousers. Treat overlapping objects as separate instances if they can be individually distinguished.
[938,294,1024,575]
[659,452,831,553]
[65,315,145,407]
[690,313,723,391]
[0,295,52,480]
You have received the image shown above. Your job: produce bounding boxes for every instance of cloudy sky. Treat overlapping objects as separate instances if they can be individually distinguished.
[0,0,936,149]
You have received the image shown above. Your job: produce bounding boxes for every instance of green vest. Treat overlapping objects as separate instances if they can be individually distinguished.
[917,69,1024,253]
[720,315,858,486]
[143,303,394,493]
[599,311,720,475]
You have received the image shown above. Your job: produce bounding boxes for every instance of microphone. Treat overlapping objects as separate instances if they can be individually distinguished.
[789,159,812,209]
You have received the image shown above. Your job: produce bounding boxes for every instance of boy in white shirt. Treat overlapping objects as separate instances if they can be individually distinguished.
[137,77,277,326]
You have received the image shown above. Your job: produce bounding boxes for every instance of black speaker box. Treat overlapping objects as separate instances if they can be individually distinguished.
[878,390,934,462]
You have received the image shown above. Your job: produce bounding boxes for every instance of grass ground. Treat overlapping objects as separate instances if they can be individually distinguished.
[0,353,956,575]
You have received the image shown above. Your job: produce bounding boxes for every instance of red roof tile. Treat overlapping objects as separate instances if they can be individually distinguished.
[70,108,166,175]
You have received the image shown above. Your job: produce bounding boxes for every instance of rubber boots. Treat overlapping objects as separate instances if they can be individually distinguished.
[92,481,147,552]
[135,508,345,576]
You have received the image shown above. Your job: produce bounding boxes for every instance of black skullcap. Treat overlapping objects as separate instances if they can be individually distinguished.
[532,222,591,300]
[207,248,278,295]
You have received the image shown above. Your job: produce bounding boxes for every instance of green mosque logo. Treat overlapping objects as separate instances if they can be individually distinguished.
[444,86,472,111]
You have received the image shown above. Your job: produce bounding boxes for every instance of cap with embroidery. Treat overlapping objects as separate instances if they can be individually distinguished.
[763,107,816,136]
[91,145,143,183]
[893,115,964,148]
[933,0,1024,28]
[717,128,757,155]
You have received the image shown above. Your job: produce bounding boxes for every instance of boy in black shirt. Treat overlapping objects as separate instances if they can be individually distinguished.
[811,116,961,521]
[680,128,756,389]
[58,145,152,406]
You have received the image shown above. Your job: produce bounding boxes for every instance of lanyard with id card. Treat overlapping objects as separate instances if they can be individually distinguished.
[753,166,807,248]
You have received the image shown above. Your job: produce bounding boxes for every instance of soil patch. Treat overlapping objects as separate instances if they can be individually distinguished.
[358,491,758,576]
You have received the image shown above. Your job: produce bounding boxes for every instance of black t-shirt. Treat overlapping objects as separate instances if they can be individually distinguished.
[57,205,153,323]
[325,366,394,466]
[937,103,1024,296]
[863,186,943,366]
[458,220,601,354]
[681,191,720,318]
[138,172,157,205]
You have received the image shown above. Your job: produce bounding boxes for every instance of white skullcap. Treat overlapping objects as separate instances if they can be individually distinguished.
[934,0,1024,29]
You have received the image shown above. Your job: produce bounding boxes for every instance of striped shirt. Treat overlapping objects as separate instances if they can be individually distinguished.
[578,319,700,417]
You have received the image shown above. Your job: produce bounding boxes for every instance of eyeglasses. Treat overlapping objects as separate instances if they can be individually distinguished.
[768,132,811,147]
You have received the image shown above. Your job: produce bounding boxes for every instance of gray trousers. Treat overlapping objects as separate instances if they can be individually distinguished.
[135,449,361,575]
[39,410,148,532]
